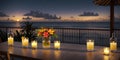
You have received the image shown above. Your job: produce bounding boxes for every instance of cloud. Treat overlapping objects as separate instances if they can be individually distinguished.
[24,11,61,19]
[0,12,9,17]
[78,12,99,16]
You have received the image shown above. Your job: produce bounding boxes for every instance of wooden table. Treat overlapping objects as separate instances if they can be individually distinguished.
[0,42,120,60]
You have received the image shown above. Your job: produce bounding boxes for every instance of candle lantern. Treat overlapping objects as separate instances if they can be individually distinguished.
[87,40,94,51]
[110,33,117,51]
[22,38,29,47]
[8,31,14,46]
[8,36,14,46]
[54,40,60,49]
[31,41,37,49]
[104,47,110,55]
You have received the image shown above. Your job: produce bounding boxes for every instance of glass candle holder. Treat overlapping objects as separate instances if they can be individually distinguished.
[8,36,14,46]
[31,41,37,49]
[54,40,60,49]
[22,38,29,48]
[103,47,110,55]
[87,40,94,51]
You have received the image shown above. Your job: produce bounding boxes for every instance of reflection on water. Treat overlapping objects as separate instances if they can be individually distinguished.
[87,52,94,60]
[32,49,38,57]
[104,55,109,60]
[54,50,61,59]
[8,46,14,54]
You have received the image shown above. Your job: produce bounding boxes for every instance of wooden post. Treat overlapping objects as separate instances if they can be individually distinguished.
[110,0,114,37]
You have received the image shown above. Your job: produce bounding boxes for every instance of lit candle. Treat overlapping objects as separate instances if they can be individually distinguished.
[31,41,37,49]
[87,40,94,51]
[21,36,25,41]
[22,38,29,47]
[54,41,60,49]
[8,36,14,46]
[104,47,110,55]
[110,41,117,51]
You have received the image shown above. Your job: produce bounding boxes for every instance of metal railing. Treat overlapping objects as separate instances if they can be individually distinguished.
[0,27,120,47]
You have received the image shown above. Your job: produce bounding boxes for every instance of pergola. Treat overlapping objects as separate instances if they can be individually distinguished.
[93,0,120,37]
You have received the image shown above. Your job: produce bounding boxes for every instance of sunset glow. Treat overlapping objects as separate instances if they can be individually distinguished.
[0,0,120,21]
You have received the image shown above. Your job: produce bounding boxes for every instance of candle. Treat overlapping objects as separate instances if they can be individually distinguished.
[104,47,110,55]
[31,41,37,49]
[54,41,60,49]
[8,36,14,46]
[21,36,25,41]
[22,38,29,47]
[87,40,94,51]
[110,41,117,51]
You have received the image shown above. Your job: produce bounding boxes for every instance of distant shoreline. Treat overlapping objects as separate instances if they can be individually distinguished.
[0,19,119,23]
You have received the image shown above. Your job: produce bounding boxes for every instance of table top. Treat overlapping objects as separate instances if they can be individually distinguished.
[0,42,120,60]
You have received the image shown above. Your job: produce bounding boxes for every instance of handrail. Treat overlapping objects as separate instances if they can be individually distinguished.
[1,26,120,30]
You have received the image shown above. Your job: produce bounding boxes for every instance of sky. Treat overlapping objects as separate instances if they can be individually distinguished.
[0,0,120,21]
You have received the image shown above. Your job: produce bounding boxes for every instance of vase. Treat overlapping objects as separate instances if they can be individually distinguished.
[42,37,51,48]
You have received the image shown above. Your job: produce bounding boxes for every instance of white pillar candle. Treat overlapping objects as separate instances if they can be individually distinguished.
[8,36,14,46]
[22,38,29,47]
[31,41,37,49]
[54,41,60,49]
[110,41,117,51]
[87,40,94,51]
[104,47,110,55]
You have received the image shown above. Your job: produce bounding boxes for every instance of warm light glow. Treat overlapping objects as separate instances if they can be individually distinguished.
[22,38,29,47]
[61,15,109,22]
[110,41,117,51]
[8,36,14,46]
[16,18,20,22]
[21,36,25,40]
[32,49,37,57]
[87,40,94,51]
[104,55,109,60]
[8,47,14,54]
[42,40,50,48]
[31,41,37,49]
[22,48,28,56]
[54,50,61,59]
[87,52,94,60]
[54,41,60,49]
[104,47,110,55]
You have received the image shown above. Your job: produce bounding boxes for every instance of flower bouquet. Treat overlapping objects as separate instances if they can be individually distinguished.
[37,27,57,48]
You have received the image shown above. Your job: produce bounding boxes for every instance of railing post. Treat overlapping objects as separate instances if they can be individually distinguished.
[6,27,8,41]
[78,28,80,44]
[61,28,64,43]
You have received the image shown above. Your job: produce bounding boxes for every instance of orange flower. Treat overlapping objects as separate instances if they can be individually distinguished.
[38,32,42,36]
[48,29,54,35]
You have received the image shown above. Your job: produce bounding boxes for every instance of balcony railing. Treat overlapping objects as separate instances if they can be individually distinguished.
[0,27,120,47]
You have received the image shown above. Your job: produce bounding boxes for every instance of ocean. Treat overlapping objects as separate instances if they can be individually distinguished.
[0,21,120,29]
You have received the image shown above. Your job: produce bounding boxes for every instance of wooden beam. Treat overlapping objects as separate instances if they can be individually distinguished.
[110,0,114,37]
